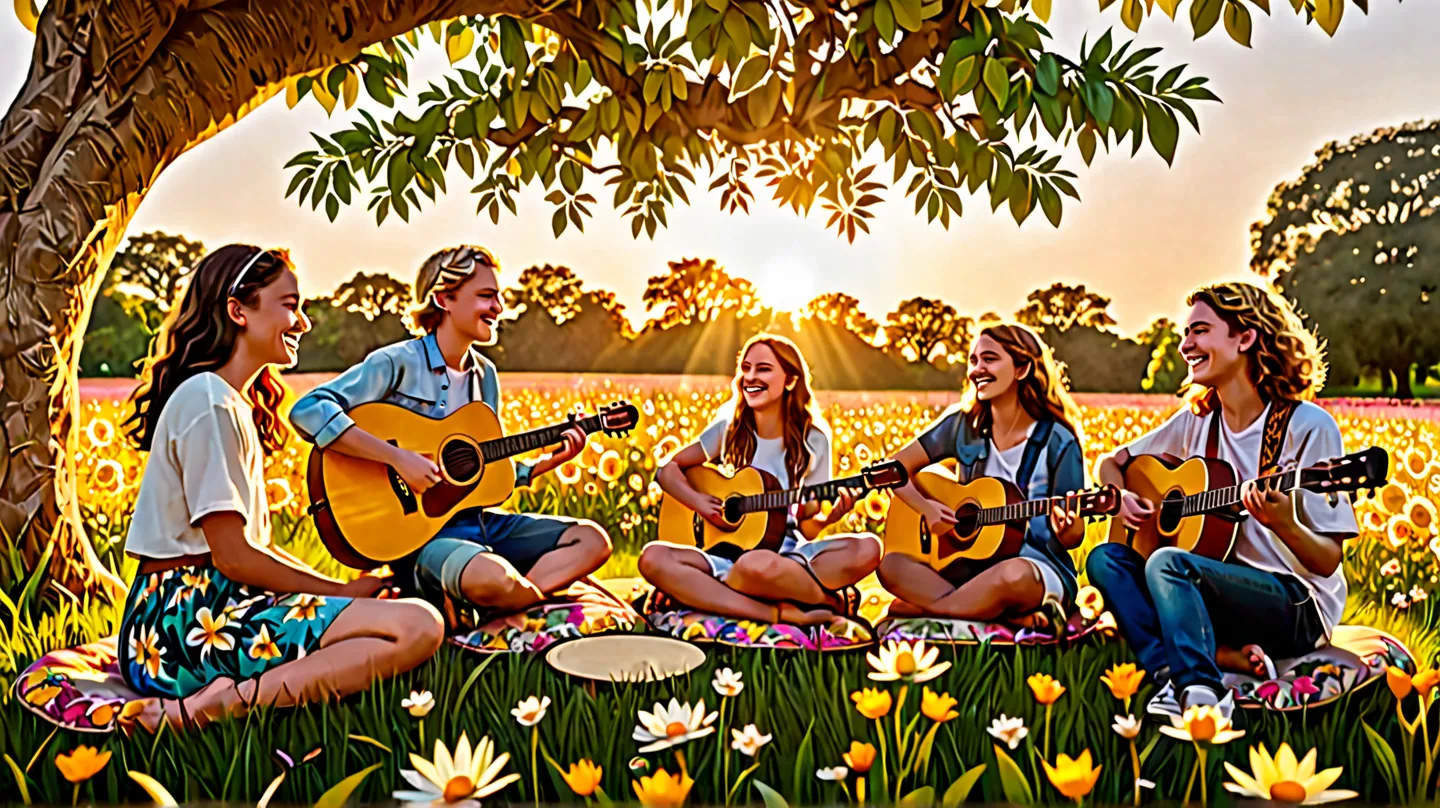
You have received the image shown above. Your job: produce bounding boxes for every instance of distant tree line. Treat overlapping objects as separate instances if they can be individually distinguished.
[82,232,1195,393]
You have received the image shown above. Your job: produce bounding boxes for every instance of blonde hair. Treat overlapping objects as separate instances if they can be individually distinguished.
[1183,281,1327,414]
[961,322,1084,443]
[408,245,501,334]
[720,334,825,487]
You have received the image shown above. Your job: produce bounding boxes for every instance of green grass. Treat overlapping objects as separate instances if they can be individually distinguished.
[0,637,1417,806]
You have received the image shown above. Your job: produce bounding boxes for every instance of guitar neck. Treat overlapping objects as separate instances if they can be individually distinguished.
[479,414,602,462]
[1181,467,1299,517]
[735,473,873,515]
[974,495,1065,527]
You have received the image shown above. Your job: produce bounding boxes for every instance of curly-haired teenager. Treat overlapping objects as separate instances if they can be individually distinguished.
[1086,281,1359,720]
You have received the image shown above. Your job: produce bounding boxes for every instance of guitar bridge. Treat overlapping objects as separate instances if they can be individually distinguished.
[692,512,705,547]
[919,516,932,555]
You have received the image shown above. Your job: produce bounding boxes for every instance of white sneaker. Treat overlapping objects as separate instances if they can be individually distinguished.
[1146,681,1182,718]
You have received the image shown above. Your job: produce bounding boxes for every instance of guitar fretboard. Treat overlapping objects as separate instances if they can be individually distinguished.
[478,414,606,462]
[1180,467,1300,517]
[736,474,875,515]
[973,492,1112,526]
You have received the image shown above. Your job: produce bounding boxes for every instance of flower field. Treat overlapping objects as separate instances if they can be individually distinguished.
[4,375,1440,805]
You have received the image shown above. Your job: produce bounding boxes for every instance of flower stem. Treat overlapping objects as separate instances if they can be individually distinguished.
[719,698,730,806]
[419,718,425,749]
[1399,699,1416,802]
[1129,739,1141,807]
[1421,702,1433,802]
[72,783,79,808]
[1183,755,1198,806]
[858,775,866,805]
[531,726,540,808]
[1044,703,1053,763]
[876,720,890,798]
[1198,746,1208,806]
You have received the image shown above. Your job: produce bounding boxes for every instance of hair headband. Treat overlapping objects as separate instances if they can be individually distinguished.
[228,248,272,299]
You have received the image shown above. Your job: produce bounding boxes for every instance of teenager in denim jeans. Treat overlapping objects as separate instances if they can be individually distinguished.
[1087,282,1358,721]
[290,246,612,621]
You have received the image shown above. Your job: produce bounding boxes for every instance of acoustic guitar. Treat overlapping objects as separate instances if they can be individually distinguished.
[884,468,1121,571]
[307,400,640,568]
[657,459,909,556]
[1108,447,1389,560]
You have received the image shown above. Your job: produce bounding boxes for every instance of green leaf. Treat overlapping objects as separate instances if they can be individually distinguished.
[1144,99,1179,165]
[1313,0,1343,35]
[325,195,340,222]
[942,764,986,808]
[1009,172,1034,224]
[791,719,815,804]
[4,754,30,806]
[313,763,382,808]
[1090,29,1114,66]
[983,58,1010,109]
[1078,126,1096,165]
[874,0,896,41]
[1038,180,1062,226]
[456,653,500,706]
[724,8,752,55]
[754,781,791,808]
[730,55,769,99]
[900,786,936,807]
[1362,721,1402,802]
[1190,0,1223,37]
[552,208,569,237]
[953,56,982,97]
[747,75,782,128]
[1031,0,1052,22]
[1083,79,1115,124]
[892,0,924,32]
[993,745,1033,805]
[1223,0,1252,46]
[1035,53,1060,95]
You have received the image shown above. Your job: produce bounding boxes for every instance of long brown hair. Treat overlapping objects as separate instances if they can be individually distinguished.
[125,245,295,454]
[720,334,825,487]
[1183,281,1327,414]
[961,323,1084,442]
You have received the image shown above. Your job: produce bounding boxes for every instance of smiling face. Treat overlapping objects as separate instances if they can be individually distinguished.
[436,265,504,344]
[738,342,791,412]
[232,266,310,368]
[968,333,1027,402]
[1181,300,1256,388]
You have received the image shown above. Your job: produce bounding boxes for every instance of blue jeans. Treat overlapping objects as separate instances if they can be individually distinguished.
[1085,544,1324,694]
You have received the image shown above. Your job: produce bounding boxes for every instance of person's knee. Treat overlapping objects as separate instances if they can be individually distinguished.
[999,559,1039,590]
[461,559,536,608]
[393,599,445,661]
[637,544,674,583]
[568,521,612,564]
[1084,543,1131,586]
[1144,546,1193,588]
[729,550,785,588]
[877,552,912,588]
[847,536,883,576]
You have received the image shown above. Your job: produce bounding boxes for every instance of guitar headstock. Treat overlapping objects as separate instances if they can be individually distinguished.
[860,459,909,491]
[1079,484,1123,517]
[597,400,641,437]
[1300,447,1390,498]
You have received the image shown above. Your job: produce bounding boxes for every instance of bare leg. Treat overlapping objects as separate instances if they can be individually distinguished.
[126,598,444,733]
[924,558,1048,622]
[877,554,958,611]
[637,543,833,625]
[459,554,547,612]
[1216,644,1269,676]
[727,551,831,607]
[805,536,883,591]
[523,522,612,595]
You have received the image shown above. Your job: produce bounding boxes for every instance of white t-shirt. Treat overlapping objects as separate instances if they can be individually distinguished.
[444,366,472,410]
[697,411,832,489]
[125,373,272,559]
[984,424,1038,482]
[1123,401,1359,633]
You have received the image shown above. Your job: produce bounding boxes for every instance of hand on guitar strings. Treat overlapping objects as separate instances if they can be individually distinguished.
[391,447,442,495]
[693,493,729,529]
[1048,492,1087,546]
[533,425,587,479]
[921,499,958,533]
[1240,463,1298,532]
[815,487,861,526]
[336,571,399,599]
[1116,489,1154,530]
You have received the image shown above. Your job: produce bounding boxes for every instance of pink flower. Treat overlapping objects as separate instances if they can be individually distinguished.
[1255,681,1282,701]
[1292,676,1320,698]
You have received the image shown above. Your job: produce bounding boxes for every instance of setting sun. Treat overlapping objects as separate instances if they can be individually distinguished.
[753,258,817,313]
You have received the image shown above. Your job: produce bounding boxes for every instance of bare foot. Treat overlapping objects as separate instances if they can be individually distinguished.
[778,603,836,626]
[1215,644,1270,677]
[119,698,183,736]
[885,599,926,618]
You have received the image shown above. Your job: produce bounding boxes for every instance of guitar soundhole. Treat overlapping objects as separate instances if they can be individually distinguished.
[440,439,482,484]
[953,505,980,541]
[722,496,744,526]
[1158,492,1185,534]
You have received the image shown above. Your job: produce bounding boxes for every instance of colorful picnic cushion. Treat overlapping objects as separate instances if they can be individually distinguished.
[1224,625,1416,711]
[874,608,1115,647]
[14,637,139,733]
[450,578,641,655]
[646,609,875,651]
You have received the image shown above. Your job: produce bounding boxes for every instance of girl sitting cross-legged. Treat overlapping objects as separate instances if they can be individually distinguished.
[116,245,443,734]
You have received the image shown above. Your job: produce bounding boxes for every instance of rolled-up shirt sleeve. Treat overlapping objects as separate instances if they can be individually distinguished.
[915,405,964,464]
[289,349,398,448]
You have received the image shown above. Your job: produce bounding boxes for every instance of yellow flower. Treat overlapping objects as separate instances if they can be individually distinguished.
[843,741,877,774]
[1027,673,1066,705]
[561,760,603,797]
[1160,704,1246,745]
[866,639,951,683]
[633,698,718,752]
[394,733,521,804]
[1387,515,1418,547]
[1389,666,1415,699]
[863,489,888,520]
[129,626,165,680]
[86,417,115,448]
[1223,742,1358,804]
[633,767,693,808]
[598,450,623,482]
[183,607,235,662]
[1414,670,1440,698]
[557,462,582,485]
[248,625,281,661]
[93,459,125,493]
[628,473,645,492]
[921,687,959,722]
[283,594,326,622]
[266,478,294,511]
[851,688,893,719]
[1042,749,1102,801]
[1100,663,1145,701]
[1075,585,1105,621]
[55,745,111,783]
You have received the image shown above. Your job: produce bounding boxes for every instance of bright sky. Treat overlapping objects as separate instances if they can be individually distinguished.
[3,2,1438,335]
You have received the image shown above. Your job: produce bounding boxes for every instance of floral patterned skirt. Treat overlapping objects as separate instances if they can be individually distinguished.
[118,565,352,699]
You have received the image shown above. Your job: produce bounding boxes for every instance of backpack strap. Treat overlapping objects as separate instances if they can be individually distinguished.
[1204,408,1221,459]
[1015,421,1055,493]
[1259,399,1299,475]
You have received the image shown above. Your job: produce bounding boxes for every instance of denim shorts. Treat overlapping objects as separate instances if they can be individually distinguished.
[408,509,577,603]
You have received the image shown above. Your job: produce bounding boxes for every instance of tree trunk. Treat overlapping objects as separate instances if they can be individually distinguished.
[1395,363,1414,400]
[0,0,518,601]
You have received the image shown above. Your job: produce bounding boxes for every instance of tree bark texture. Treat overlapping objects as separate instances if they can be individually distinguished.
[0,0,521,599]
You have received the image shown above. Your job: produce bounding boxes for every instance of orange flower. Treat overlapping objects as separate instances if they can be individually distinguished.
[851,688,893,719]
[1414,670,1440,698]
[1389,666,1415,700]
[1042,749,1102,801]
[561,760,603,797]
[1100,663,1145,701]
[843,742,877,774]
[921,687,959,722]
[1027,673,1066,705]
[55,746,111,783]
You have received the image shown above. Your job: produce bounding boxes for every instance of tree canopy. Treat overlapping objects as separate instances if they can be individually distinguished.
[1251,118,1439,397]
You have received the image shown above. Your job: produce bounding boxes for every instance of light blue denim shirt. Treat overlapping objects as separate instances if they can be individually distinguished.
[289,333,536,487]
